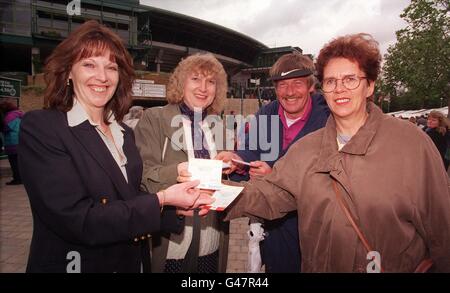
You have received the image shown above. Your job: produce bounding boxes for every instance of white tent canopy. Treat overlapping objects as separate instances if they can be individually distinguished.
[387,106,448,118]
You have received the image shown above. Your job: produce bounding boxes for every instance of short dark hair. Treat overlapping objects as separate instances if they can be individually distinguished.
[316,33,381,83]
[44,20,135,123]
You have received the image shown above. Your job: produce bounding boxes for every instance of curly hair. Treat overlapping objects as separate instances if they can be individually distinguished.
[316,33,381,83]
[44,20,135,123]
[166,53,227,114]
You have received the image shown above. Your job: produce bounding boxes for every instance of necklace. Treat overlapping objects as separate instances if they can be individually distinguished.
[99,124,111,135]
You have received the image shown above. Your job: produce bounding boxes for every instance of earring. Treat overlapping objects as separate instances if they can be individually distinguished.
[67,79,70,86]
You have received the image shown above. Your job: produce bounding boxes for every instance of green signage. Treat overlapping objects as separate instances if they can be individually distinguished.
[0,76,21,98]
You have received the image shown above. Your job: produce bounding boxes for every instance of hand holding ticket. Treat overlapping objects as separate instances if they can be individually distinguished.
[222,162,231,169]
[188,158,223,190]
[206,184,244,211]
[231,158,251,166]
[187,159,244,211]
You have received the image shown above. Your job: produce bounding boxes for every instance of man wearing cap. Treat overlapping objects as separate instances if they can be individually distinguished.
[216,53,330,272]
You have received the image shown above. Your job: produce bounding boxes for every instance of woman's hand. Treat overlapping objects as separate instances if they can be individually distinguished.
[176,189,215,217]
[158,180,215,210]
[177,161,191,183]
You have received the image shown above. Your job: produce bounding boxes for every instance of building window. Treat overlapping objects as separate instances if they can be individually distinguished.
[0,1,31,36]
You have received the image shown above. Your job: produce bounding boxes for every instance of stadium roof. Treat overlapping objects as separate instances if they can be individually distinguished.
[135,4,268,71]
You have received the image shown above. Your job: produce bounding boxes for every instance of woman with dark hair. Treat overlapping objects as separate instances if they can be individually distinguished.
[224,33,450,272]
[18,20,213,273]
[0,100,23,185]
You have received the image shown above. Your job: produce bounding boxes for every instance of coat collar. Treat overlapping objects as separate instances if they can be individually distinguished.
[291,93,329,145]
[273,93,330,160]
[68,98,124,131]
[160,103,230,155]
[315,102,383,173]
[160,104,186,153]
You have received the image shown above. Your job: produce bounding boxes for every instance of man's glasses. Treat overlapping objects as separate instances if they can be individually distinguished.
[321,75,368,93]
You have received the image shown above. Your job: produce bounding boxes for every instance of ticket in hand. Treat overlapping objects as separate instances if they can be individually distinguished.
[188,158,223,190]
[206,184,244,211]
[222,162,231,169]
[231,158,251,166]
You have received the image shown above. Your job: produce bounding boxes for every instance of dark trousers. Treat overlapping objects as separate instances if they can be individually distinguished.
[8,153,21,182]
[262,212,301,273]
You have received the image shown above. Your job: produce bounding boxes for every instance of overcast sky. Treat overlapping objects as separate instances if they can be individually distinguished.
[140,0,411,58]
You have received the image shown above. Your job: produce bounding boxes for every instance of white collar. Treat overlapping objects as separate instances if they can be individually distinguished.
[284,110,302,127]
[67,99,124,132]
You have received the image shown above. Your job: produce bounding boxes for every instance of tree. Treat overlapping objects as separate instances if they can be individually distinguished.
[382,0,450,113]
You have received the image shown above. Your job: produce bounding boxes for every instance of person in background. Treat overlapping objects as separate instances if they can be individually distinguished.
[123,105,144,130]
[216,53,330,273]
[224,33,450,272]
[134,53,230,273]
[18,20,213,273]
[417,115,427,129]
[0,110,4,154]
[425,110,448,169]
[0,100,23,185]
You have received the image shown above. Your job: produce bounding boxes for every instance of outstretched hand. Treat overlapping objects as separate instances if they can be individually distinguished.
[161,180,215,210]
[176,189,215,217]
[215,151,245,175]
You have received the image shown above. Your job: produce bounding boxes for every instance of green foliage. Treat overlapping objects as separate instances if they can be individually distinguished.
[382,0,450,112]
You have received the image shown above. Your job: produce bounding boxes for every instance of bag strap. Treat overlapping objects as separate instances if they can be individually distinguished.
[181,208,201,273]
[414,258,433,273]
[332,180,384,272]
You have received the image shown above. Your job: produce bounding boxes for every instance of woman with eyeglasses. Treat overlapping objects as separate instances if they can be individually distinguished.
[224,33,450,272]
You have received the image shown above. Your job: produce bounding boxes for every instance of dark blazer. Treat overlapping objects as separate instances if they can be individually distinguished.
[425,128,447,167]
[18,109,180,273]
[235,93,330,167]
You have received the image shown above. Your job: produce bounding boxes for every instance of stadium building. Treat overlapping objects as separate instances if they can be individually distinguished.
[0,0,306,107]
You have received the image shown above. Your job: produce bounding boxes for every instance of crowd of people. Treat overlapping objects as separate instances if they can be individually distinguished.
[404,112,450,169]
[0,100,23,185]
[7,20,450,273]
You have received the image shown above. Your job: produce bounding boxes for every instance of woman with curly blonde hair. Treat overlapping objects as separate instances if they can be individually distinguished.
[166,53,227,115]
[135,53,230,273]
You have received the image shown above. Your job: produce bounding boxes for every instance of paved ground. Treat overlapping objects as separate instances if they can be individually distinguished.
[2,157,449,273]
[0,158,253,273]
[0,159,32,273]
